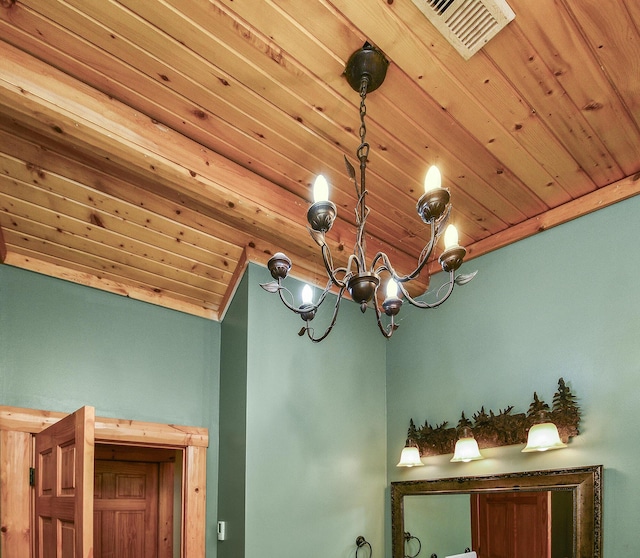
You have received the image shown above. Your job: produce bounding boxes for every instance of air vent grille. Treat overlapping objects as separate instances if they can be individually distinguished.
[412,0,515,59]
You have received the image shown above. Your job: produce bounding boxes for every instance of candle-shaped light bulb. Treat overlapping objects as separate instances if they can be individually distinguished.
[312,175,329,203]
[444,224,459,250]
[301,284,313,305]
[423,165,441,194]
[385,279,398,300]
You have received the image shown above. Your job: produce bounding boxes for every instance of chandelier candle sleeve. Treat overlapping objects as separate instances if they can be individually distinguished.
[385,279,399,300]
[312,175,329,202]
[306,175,336,233]
[444,224,460,250]
[423,165,442,193]
[383,279,402,316]
[301,284,313,305]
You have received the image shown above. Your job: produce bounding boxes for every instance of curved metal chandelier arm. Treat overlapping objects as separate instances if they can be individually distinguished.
[373,295,397,339]
[397,271,456,309]
[302,284,347,343]
[370,241,434,285]
[260,281,309,315]
[319,242,350,289]
[369,218,443,284]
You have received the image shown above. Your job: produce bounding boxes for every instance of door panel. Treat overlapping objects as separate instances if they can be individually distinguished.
[35,406,95,558]
[472,491,551,558]
[94,459,160,558]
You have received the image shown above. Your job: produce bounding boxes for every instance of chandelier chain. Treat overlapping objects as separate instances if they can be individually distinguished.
[353,77,371,271]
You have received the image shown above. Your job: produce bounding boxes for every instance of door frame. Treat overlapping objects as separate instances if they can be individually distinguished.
[0,405,208,558]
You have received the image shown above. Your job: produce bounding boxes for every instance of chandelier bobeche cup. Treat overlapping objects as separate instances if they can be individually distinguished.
[261,43,476,342]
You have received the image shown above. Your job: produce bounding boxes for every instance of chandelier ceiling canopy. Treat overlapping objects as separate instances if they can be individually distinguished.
[261,43,476,341]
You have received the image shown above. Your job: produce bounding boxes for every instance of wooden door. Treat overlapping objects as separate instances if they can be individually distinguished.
[94,459,159,557]
[471,491,551,558]
[35,406,95,558]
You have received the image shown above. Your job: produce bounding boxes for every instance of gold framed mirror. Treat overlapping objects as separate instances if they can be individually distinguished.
[391,465,602,558]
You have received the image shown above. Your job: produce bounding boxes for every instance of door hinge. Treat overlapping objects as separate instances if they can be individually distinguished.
[29,467,35,487]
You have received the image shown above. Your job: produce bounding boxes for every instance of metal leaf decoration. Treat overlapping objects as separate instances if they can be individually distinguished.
[308,227,326,247]
[455,270,478,285]
[260,281,281,293]
[344,155,356,181]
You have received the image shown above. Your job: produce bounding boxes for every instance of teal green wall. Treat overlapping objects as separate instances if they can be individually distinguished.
[4,194,639,557]
[233,265,388,558]
[387,194,640,556]
[218,273,249,558]
[0,266,221,553]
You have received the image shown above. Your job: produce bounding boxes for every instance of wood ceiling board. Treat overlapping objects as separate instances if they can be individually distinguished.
[0,127,244,270]
[332,0,590,199]
[507,0,640,176]
[0,184,229,293]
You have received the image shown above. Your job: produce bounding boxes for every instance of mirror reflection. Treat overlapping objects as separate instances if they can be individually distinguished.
[391,466,602,558]
[403,490,573,558]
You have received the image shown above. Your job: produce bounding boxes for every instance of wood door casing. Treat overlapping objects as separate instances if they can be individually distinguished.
[94,460,159,558]
[471,491,551,558]
[34,406,95,558]
[0,405,208,558]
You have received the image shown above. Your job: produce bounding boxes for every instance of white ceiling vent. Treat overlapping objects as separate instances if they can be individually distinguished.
[411,0,515,59]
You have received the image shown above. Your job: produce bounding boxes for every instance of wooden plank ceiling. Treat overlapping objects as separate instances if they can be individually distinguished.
[0,0,638,320]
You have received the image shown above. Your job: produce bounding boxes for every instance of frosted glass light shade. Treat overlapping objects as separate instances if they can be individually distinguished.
[450,437,483,462]
[397,446,424,467]
[522,422,567,452]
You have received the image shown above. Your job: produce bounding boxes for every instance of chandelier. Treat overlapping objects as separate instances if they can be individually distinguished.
[261,43,476,342]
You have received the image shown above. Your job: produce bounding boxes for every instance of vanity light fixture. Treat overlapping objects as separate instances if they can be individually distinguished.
[450,426,484,462]
[261,42,476,342]
[399,378,580,462]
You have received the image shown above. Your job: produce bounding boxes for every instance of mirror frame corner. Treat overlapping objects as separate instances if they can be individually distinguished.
[391,465,602,558]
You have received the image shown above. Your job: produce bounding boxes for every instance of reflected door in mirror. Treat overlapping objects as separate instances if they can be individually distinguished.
[471,492,550,558]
